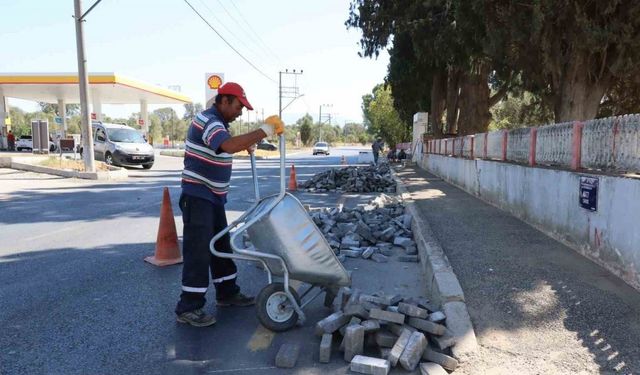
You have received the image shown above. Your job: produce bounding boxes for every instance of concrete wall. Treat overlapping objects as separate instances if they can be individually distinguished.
[418,154,640,291]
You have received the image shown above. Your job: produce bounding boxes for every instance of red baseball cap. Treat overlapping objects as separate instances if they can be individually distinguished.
[217,82,253,110]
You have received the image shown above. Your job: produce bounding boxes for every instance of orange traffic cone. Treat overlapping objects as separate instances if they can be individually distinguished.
[341,155,347,165]
[288,164,298,191]
[145,187,183,266]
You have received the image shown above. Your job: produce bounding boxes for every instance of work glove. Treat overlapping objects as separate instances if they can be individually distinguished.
[260,115,285,138]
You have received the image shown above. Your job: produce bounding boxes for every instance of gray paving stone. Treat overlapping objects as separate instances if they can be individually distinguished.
[374,330,398,348]
[398,331,428,371]
[398,255,419,262]
[350,355,390,375]
[388,329,412,367]
[319,333,332,363]
[428,311,446,323]
[420,362,448,375]
[275,343,299,368]
[422,346,459,371]
[371,253,389,263]
[315,311,350,336]
[407,317,446,336]
[397,302,429,319]
[369,308,405,324]
[344,324,365,362]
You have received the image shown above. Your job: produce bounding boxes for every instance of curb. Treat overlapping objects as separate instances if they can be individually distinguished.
[1,156,128,180]
[391,166,478,362]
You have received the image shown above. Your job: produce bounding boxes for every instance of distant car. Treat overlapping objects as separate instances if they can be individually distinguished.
[257,139,277,151]
[78,122,154,169]
[313,142,330,155]
[15,135,56,152]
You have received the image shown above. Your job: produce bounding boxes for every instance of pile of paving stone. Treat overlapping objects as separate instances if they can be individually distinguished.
[299,164,396,193]
[275,289,458,374]
[308,194,419,263]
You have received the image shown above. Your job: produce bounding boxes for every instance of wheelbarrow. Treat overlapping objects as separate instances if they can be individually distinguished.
[210,134,351,331]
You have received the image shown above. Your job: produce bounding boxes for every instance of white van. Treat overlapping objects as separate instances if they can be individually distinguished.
[79,122,154,169]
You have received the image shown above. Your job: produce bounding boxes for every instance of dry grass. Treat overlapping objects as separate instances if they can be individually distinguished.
[38,157,111,171]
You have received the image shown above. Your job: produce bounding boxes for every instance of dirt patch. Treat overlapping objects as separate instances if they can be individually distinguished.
[37,157,111,172]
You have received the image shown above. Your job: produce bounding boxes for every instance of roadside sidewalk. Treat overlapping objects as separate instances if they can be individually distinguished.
[395,165,640,374]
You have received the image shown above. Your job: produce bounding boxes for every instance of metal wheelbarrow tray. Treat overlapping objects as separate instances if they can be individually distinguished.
[211,134,351,331]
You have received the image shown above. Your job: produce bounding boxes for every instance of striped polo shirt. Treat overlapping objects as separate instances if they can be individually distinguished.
[181,106,233,206]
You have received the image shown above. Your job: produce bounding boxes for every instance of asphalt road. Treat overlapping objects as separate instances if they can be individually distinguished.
[0,147,426,375]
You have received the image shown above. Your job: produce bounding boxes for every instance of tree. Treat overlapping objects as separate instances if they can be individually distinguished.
[490,92,554,130]
[485,0,640,121]
[38,102,80,116]
[347,0,511,136]
[183,103,204,120]
[361,84,410,147]
[297,114,313,146]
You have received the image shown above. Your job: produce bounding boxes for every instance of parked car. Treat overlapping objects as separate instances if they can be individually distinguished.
[312,142,330,155]
[15,135,56,152]
[78,122,154,169]
[257,139,277,151]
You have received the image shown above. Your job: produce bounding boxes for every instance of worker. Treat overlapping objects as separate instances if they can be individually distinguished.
[175,82,284,327]
[372,137,384,165]
[7,130,15,151]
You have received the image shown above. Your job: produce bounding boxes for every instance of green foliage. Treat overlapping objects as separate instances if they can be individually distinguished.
[38,102,80,116]
[348,0,640,128]
[183,103,204,121]
[152,107,188,141]
[490,92,554,130]
[297,114,313,146]
[361,84,410,147]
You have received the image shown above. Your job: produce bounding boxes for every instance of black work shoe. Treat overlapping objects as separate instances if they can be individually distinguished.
[176,308,217,327]
[216,292,256,307]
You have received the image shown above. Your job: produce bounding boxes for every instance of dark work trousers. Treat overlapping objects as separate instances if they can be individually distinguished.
[175,193,240,315]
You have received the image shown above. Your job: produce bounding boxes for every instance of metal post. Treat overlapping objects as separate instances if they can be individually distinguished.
[74,0,95,172]
[278,71,282,119]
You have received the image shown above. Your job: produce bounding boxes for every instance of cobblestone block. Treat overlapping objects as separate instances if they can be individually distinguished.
[428,311,446,323]
[369,308,405,324]
[344,324,365,362]
[407,317,446,336]
[275,343,299,368]
[371,253,389,263]
[319,333,332,363]
[422,346,459,371]
[420,362,448,375]
[388,329,412,367]
[340,317,362,335]
[362,246,376,259]
[344,304,370,319]
[315,311,350,336]
[374,330,398,348]
[361,319,381,332]
[397,302,429,319]
[350,355,390,375]
[398,255,419,262]
[399,331,427,371]
[342,249,363,258]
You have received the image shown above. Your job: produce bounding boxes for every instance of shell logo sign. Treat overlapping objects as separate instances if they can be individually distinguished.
[207,75,223,90]
[205,72,225,104]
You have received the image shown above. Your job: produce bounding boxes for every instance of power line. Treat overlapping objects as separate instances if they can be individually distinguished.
[228,0,283,64]
[183,0,277,84]
[209,0,278,67]
[196,0,266,65]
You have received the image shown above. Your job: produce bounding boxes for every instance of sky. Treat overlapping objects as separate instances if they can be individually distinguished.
[0,0,390,125]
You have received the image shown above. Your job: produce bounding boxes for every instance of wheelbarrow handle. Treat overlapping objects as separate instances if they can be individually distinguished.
[250,152,259,202]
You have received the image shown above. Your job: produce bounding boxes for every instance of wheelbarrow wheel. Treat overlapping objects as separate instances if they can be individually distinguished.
[256,283,300,332]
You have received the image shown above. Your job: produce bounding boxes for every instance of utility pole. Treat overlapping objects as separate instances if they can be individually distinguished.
[319,104,332,142]
[74,0,101,172]
[278,69,304,120]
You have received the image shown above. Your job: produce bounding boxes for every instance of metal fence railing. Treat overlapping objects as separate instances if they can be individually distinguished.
[424,114,640,174]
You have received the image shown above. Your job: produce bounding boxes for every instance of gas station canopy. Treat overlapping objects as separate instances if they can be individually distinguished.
[0,72,191,104]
